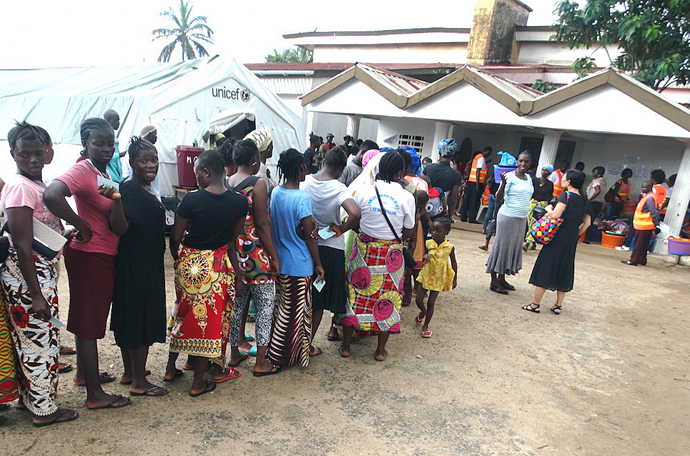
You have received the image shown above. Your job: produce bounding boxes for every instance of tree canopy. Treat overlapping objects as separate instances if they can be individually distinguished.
[153,0,214,62]
[552,0,690,91]
[265,47,313,63]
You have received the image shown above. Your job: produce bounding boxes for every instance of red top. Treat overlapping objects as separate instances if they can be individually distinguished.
[56,160,119,255]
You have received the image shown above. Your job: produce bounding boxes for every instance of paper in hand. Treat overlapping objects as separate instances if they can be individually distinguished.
[97,175,120,192]
[313,280,326,292]
[318,227,336,240]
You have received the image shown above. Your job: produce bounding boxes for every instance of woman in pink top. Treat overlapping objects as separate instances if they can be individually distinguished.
[1,122,79,426]
[44,118,130,410]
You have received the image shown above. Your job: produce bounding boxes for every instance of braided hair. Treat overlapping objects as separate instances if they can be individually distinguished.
[232,139,259,167]
[218,137,237,167]
[80,117,112,157]
[127,136,157,163]
[375,151,405,183]
[7,121,47,151]
[277,148,307,184]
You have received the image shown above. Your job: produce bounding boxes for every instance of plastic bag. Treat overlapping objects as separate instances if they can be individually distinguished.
[498,151,517,167]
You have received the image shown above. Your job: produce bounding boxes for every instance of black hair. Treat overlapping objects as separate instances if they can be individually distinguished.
[309,133,320,147]
[482,146,493,154]
[434,217,452,233]
[8,121,47,151]
[593,165,605,175]
[565,169,586,191]
[232,139,259,167]
[356,139,363,147]
[80,117,112,156]
[325,146,348,170]
[277,148,307,183]
[422,156,432,164]
[375,151,405,182]
[651,169,666,184]
[415,189,429,210]
[575,161,585,171]
[518,150,532,163]
[127,136,157,163]
[398,148,412,169]
[622,168,633,178]
[669,174,677,186]
[103,109,119,120]
[218,138,237,166]
[34,126,52,145]
[561,160,570,166]
[360,140,379,152]
[196,149,225,176]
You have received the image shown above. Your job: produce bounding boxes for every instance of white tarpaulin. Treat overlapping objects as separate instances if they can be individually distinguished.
[0,56,306,194]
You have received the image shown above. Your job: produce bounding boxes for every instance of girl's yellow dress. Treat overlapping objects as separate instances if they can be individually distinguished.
[416,239,455,292]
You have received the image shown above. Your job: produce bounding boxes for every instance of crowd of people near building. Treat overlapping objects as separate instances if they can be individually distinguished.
[0,114,679,427]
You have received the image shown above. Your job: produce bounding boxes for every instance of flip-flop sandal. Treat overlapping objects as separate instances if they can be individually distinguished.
[326,333,340,342]
[33,408,79,427]
[120,369,152,385]
[73,371,117,386]
[550,305,562,315]
[182,364,194,371]
[130,386,169,396]
[338,345,350,358]
[163,369,184,382]
[213,367,241,383]
[244,333,255,342]
[59,346,76,355]
[309,347,323,357]
[415,312,424,325]
[85,394,131,410]
[58,362,73,374]
[239,346,257,357]
[421,330,433,338]
[228,354,248,368]
[490,286,508,295]
[189,381,216,397]
[252,365,282,377]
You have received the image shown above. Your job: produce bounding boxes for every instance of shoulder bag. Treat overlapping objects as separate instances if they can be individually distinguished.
[529,193,571,245]
[374,185,416,268]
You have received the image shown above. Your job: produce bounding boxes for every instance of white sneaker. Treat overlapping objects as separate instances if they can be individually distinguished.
[615,245,629,251]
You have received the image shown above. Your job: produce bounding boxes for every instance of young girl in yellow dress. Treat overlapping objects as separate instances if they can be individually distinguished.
[415,217,457,338]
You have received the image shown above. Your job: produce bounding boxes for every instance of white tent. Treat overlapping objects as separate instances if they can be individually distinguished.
[0,56,306,194]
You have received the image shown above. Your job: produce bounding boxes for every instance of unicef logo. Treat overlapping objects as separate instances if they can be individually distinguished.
[241,90,250,102]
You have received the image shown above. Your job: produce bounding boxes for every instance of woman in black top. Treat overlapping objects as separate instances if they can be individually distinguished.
[524,165,555,250]
[524,170,592,314]
[111,137,168,396]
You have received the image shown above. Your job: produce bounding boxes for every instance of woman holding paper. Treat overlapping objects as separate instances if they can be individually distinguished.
[0,121,79,426]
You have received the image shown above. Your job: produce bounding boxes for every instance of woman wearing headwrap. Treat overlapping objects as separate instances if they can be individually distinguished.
[524,164,555,251]
[244,129,276,200]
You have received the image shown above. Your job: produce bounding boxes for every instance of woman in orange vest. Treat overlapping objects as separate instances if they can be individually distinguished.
[650,169,667,209]
[622,180,659,266]
[607,168,632,218]
[549,160,569,198]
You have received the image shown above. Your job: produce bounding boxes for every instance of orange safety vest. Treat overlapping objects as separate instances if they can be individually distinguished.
[480,183,490,205]
[616,179,630,202]
[469,154,487,184]
[552,169,565,198]
[652,184,667,209]
[633,193,656,230]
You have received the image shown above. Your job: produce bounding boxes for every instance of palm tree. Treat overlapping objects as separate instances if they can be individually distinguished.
[152,0,214,62]
[265,47,313,63]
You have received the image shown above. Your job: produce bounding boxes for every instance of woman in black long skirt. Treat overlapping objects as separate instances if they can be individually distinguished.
[523,170,592,315]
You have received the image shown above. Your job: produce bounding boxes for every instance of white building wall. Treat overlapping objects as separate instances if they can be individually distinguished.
[517,42,621,66]
[377,117,437,157]
[310,113,379,145]
[313,44,468,64]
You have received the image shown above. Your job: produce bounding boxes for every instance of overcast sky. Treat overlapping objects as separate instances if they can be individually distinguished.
[1,0,560,69]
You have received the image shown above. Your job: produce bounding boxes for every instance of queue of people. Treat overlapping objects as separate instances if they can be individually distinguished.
[0,116,676,428]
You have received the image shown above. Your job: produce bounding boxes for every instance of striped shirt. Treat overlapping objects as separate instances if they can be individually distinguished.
[499,172,534,219]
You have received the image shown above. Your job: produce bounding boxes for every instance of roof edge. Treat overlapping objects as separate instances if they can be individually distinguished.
[284,27,471,39]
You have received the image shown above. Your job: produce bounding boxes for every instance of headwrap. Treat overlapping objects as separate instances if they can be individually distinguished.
[405,146,422,175]
[541,164,554,174]
[437,138,457,157]
[362,149,380,168]
[244,129,272,152]
[140,125,156,137]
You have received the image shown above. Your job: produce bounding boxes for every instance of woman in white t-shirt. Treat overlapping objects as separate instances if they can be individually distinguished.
[340,152,415,361]
[302,146,361,352]
[485,151,534,295]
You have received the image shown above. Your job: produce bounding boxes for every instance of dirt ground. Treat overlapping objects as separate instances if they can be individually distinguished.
[1,224,689,455]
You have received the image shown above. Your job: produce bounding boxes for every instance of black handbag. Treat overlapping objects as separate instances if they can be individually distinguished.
[374,185,416,269]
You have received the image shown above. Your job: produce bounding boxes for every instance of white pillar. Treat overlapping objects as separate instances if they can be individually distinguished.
[432,121,452,162]
[346,115,361,140]
[538,130,562,170]
[654,141,690,255]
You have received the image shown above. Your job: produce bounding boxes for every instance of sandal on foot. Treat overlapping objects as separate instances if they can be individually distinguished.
[421,330,433,338]
[163,369,184,382]
[551,305,562,315]
[228,354,248,368]
[213,367,241,383]
[73,371,116,386]
[244,333,255,342]
[326,332,340,342]
[490,285,508,295]
[309,346,323,357]
[33,408,79,427]
[414,311,424,325]
[58,362,73,374]
[85,394,131,410]
[338,345,350,358]
[522,303,540,313]
[59,346,76,355]
[252,365,281,377]
[130,386,168,396]
[189,381,216,397]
